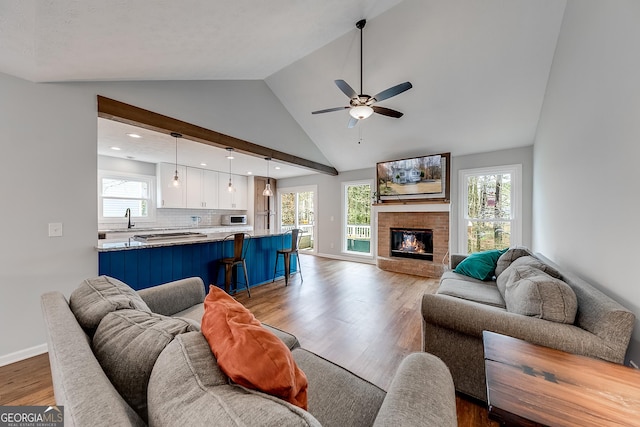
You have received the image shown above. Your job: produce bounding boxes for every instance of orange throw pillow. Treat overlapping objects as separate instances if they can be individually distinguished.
[200,286,308,410]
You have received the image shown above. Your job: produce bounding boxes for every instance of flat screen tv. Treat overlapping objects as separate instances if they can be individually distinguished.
[376,152,450,202]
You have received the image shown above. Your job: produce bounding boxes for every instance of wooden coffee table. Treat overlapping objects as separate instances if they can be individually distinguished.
[483,331,640,427]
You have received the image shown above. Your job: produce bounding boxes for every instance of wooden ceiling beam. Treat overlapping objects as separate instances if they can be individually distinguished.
[97,95,338,176]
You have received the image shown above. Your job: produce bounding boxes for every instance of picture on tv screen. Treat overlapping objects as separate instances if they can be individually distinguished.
[376,152,450,201]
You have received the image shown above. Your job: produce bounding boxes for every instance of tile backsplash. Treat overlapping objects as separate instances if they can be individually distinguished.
[99,208,247,231]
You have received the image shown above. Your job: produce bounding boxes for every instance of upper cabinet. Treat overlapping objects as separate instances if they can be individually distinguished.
[157,163,187,208]
[186,167,218,209]
[218,174,248,210]
[158,163,245,210]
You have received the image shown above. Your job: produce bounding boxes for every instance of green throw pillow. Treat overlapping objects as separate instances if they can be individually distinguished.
[454,248,508,281]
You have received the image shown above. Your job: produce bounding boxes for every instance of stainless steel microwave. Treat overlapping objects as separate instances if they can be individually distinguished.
[221,214,247,225]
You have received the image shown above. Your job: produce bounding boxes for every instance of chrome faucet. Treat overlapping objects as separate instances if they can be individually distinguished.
[125,208,134,229]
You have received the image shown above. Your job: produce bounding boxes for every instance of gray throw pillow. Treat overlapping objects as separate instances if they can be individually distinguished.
[69,276,151,331]
[494,246,533,277]
[503,266,577,324]
[496,256,562,297]
[148,332,321,427]
[92,309,197,421]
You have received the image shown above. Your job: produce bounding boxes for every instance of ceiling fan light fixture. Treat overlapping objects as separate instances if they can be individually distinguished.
[350,105,374,120]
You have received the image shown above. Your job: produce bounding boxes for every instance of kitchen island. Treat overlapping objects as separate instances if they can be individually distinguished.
[97,230,297,292]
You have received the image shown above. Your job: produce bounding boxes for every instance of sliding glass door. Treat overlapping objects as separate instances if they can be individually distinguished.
[278,185,317,252]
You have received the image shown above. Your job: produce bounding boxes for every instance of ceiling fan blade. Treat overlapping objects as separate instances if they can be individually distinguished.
[312,106,350,114]
[335,80,358,99]
[371,82,413,103]
[347,117,359,128]
[373,106,404,118]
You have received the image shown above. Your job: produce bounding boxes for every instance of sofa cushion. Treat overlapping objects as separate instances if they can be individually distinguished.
[503,266,577,324]
[92,309,197,421]
[201,286,308,409]
[69,276,151,332]
[292,348,386,427]
[496,256,562,297]
[438,272,505,308]
[494,246,533,277]
[148,332,321,427]
[453,249,507,281]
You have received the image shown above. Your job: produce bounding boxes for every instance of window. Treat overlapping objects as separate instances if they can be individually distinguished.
[342,180,372,256]
[98,171,156,223]
[458,165,521,254]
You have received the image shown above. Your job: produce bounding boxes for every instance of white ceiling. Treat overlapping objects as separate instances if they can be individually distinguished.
[97,118,312,179]
[0,0,568,175]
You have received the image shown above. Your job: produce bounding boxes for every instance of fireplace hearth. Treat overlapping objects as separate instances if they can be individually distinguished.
[390,228,433,261]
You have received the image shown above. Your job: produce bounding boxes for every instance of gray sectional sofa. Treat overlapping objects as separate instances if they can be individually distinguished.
[42,276,457,427]
[422,248,635,402]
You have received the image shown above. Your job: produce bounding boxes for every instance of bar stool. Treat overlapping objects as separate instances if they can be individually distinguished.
[273,228,303,286]
[217,233,251,297]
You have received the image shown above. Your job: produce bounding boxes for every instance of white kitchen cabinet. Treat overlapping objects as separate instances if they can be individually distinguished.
[186,167,218,209]
[157,163,187,208]
[218,173,247,210]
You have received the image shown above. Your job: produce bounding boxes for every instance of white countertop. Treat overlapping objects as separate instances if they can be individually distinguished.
[96,229,287,252]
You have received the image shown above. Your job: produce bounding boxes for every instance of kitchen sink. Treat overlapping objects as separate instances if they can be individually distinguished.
[133,232,208,242]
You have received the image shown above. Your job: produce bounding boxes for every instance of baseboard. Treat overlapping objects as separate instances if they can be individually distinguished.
[0,343,48,367]
[312,252,376,265]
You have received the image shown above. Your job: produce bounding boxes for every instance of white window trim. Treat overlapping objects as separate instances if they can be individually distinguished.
[341,179,374,258]
[98,170,157,224]
[458,164,522,253]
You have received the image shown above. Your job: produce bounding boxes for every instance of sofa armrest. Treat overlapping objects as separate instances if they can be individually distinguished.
[422,293,625,363]
[373,353,457,427]
[450,253,467,269]
[138,277,206,316]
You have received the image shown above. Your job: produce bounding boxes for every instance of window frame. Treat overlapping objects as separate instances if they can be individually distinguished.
[341,179,373,258]
[98,170,156,224]
[458,164,522,254]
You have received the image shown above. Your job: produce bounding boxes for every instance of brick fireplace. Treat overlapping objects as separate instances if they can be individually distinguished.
[375,204,449,278]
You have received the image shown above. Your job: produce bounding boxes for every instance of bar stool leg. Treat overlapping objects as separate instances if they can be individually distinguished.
[284,253,291,286]
[272,252,279,283]
[295,250,303,283]
[241,260,251,297]
[223,263,232,294]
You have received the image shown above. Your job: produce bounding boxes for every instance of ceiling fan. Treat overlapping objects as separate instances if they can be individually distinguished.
[312,19,412,128]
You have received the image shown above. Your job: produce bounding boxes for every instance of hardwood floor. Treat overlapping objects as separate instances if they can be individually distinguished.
[0,254,497,426]
[0,353,54,406]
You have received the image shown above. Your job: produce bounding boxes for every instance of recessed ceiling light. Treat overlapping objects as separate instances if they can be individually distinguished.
[275,166,281,170]
[247,171,253,175]
[200,163,207,166]
[110,146,121,151]
[126,133,141,138]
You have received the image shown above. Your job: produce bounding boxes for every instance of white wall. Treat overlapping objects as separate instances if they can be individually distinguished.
[450,146,533,254]
[533,0,640,364]
[0,74,327,363]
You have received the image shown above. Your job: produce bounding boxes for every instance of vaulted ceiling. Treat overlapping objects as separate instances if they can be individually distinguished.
[0,0,567,174]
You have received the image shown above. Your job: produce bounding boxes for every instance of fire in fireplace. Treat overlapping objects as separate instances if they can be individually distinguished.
[390,228,434,261]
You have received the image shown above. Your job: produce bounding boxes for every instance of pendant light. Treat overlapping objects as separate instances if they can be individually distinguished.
[262,157,274,197]
[170,132,182,187]
[226,148,235,193]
